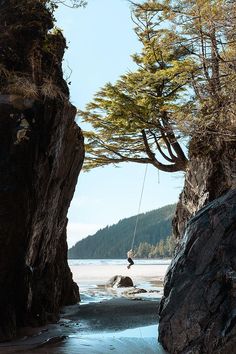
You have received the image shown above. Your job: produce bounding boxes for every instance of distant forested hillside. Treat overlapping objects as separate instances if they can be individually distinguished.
[68,204,176,259]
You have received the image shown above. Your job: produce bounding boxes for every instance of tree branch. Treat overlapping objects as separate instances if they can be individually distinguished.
[149,130,175,163]
[161,116,188,166]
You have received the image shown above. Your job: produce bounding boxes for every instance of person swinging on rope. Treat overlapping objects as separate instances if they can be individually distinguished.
[127,249,134,269]
[126,165,147,270]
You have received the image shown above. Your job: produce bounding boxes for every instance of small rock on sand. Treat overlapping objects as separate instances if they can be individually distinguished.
[123,288,147,295]
[106,275,133,288]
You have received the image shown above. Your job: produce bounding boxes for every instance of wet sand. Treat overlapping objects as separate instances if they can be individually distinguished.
[0,260,170,354]
[0,298,166,354]
[64,297,160,332]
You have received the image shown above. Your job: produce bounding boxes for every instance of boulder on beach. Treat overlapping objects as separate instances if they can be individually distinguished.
[106,275,133,288]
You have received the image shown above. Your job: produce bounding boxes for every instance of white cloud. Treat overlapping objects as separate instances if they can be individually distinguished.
[67,222,105,248]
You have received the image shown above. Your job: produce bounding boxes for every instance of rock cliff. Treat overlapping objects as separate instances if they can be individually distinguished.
[0,0,84,340]
[173,136,236,239]
[159,189,236,354]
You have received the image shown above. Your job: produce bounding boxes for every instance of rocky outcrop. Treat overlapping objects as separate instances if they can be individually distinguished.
[106,275,134,288]
[173,136,236,238]
[123,288,147,295]
[0,0,84,340]
[159,189,236,354]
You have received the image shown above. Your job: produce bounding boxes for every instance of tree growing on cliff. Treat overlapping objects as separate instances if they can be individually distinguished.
[79,1,193,172]
[166,0,236,139]
[79,0,236,172]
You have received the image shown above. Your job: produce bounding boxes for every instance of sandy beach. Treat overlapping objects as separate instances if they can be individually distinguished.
[0,259,170,354]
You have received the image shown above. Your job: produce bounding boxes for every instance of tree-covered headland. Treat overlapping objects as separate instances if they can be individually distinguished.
[68,204,176,259]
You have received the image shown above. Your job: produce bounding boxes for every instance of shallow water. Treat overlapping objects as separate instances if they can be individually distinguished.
[70,258,170,303]
[16,325,167,354]
[57,259,169,353]
[83,324,158,338]
[0,259,170,354]
[49,324,167,354]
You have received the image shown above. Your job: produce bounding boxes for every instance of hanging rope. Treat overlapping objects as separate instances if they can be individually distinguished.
[131,164,148,250]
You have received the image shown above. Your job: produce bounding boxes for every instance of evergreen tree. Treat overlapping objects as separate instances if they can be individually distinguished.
[80,0,235,173]
[79,0,191,172]
[133,234,176,258]
[160,0,236,138]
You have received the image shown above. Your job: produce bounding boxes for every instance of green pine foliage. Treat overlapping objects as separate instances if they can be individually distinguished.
[68,204,176,259]
[79,0,236,173]
[79,0,190,173]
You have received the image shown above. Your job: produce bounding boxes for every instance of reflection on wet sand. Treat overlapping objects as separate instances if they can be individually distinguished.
[0,260,170,354]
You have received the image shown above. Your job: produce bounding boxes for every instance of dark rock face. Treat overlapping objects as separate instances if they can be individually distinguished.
[0,0,84,340]
[106,275,134,288]
[159,189,236,354]
[173,137,236,239]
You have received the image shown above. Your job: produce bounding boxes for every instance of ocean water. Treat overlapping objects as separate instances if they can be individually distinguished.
[69,258,171,297]
[69,258,172,266]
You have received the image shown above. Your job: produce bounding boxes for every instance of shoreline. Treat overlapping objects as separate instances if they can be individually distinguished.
[0,259,169,354]
[64,297,160,332]
[0,298,165,354]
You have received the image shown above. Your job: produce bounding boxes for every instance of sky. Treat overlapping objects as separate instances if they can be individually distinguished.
[55,0,185,247]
